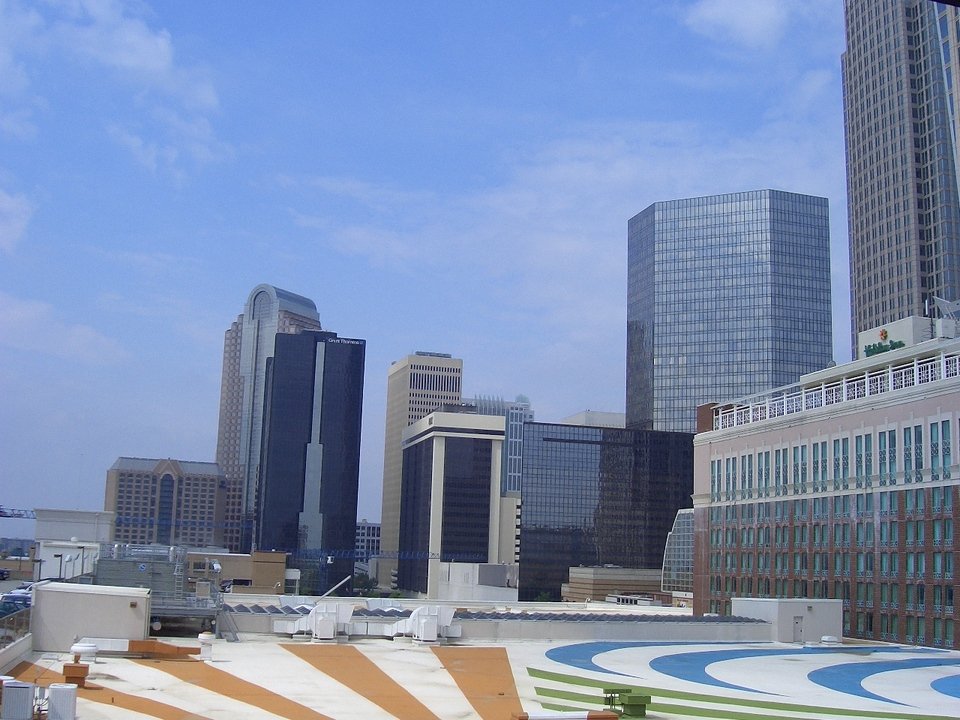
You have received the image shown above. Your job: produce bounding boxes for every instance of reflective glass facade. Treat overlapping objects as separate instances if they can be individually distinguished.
[397,438,433,594]
[661,508,694,594]
[627,189,833,432]
[397,434,496,594]
[257,330,365,593]
[468,395,534,493]
[843,0,960,348]
[518,422,693,601]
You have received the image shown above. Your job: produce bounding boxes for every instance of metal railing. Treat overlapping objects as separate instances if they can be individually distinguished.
[714,345,960,431]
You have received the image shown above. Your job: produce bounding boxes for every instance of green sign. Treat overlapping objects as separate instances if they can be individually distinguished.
[863,339,905,357]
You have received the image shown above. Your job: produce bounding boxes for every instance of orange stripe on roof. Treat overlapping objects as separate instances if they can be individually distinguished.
[134,656,334,720]
[432,646,523,720]
[282,643,441,720]
[11,661,211,720]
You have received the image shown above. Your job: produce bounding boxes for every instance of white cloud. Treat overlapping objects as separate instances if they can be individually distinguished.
[768,68,836,121]
[291,209,420,266]
[0,0,223,170]
[0,0,44,137]
[107,123,178,172]
[0,291,128,363]
[284,110,849,360]
[684,0,791,51]
[59,0,174,72]
[292,175,434,214]
[0,1,42,94]
[88,246,201,276]
[148,106,232,164]
[0,107,37,139]
[50,0,218,111]
[0,187,32,252]
[93,288,222,348]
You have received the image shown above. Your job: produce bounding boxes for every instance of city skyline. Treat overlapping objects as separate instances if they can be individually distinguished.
[0,1,851,536]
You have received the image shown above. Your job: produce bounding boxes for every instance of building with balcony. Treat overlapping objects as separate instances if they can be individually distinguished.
[693,330,960,648]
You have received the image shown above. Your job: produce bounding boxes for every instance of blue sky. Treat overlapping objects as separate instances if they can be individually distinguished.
[0,0,847,538]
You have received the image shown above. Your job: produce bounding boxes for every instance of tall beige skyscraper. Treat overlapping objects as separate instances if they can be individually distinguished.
[843,0,960,352]
[377,352,462,587]
[216,284,321,551]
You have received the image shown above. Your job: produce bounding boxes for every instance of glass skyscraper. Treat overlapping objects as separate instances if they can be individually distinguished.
[661,508,694,596]
[518,422,693,601]
[466,394,534,494]
[843,0,960,350]
[626,189,833,433]
[216,284,322,552]
[257,330,365,594]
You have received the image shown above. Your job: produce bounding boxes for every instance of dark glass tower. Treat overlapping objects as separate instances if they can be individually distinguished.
[256,330,365,593]
[518,422,693,601]
[395,410,505,596]
[626,189,833,432]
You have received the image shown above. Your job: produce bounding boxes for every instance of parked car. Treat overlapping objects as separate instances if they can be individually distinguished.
[0,593,30,608]
[0,600,25,618]
[0,569,9,580]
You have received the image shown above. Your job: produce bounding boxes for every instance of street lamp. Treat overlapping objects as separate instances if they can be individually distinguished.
[54,553,63,580]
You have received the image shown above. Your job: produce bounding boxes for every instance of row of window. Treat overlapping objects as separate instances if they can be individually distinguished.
[708,487,955,525]
[710,421,953,501]
[710,516,955,548]
[710,549,955,579]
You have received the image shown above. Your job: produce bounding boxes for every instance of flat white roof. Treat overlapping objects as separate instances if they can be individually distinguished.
[35,581,149,597]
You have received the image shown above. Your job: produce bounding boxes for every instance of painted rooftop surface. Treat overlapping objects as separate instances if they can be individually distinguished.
[10,637,960,720]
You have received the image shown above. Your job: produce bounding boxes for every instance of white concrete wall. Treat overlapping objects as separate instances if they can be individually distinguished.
[230,610,771,643]
[34,509,114,543]
[0,635,32,674]
[32,583,150,652]
[856,316,930,358]
[732,598,841,643]
[34,541,101,580]
[435,563,518,602]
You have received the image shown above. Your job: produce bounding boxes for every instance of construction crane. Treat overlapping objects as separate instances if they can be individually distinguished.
[0,506,36,519]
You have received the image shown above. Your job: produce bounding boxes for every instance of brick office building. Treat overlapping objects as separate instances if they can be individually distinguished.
[694,331,959,648]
